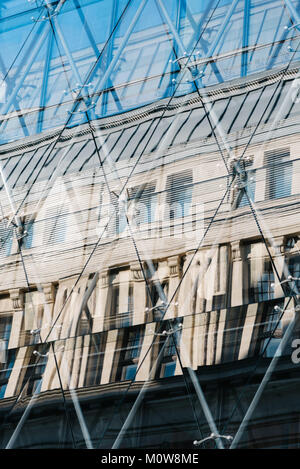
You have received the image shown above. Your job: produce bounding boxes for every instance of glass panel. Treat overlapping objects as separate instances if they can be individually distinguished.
[1,0,300,452]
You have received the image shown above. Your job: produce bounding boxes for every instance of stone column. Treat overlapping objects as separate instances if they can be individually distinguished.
[135,323,154,381]
[238,303,257,360]
[70,335,84,389]
[93,269,109,333]
[174,315,193,374]
[118,269,130,315]
[130,262,147,326]
[255,167,266,202]
[166,256,181,320]
[271,236,286,299]
[231,241,243,307]
[177,252,194,317]
[60,337,75,389]
[100,329,118,384]
[78,335,90,387]
[40,282,56,342]
[197,311,208,367]
[41,341,69,392]
[206,310,218,365]
[5,346,29,397]
[8,289,24,349]
[215,309,226,364]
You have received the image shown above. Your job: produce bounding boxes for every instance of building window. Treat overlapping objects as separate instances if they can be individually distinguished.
[0,315,12,352]
[128,183,157,225]
[84,333,106,387]
[128,284,134,314]
[110,193,127,235]
[222,307,247,363]
[248,259,275,303]
[262,303,283,358]
[0,222,13,257]
[237,169,256,207]
[146,280,169,320]
[0,349,16,399]
[116,327,143,381]
[22,219,34,249]
[44,206,67,245]
[110,284,119,316]
[288,255,300,292]
[118,284,134,328]
[23,291,44,341]
[147,280,168,307]
[166,170,193,219]
[265,148,292,199]
[249,301,283,358]
[22,348,47,396]
[0,315,13,394]
[155,321,182,379]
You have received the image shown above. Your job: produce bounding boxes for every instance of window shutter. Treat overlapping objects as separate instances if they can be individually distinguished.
[265,148,292,199]
[166,170,193,218]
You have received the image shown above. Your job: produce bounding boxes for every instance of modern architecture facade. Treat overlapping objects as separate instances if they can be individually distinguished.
[0,0,300,449]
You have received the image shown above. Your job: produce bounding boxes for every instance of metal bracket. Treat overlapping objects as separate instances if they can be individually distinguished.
[151,323,182,337]
[30,0,58,22]
[271,276,300,288]
[170,52,205,85]
[193,433,233,446]
[65,81,95,115]
[33,350,48,358]
[274,304,300,313]
[68,99,96,115]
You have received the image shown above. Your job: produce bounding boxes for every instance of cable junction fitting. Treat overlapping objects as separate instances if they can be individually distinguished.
[144,301,178,314]
[70,83,94,95]
[284,23,300,32]
[171,69,205,86]
[30,0,59,22]
[64,83,96,115]
[30,324,62,335]
[68,98,96,115]
[170,52,205,85]
[193,433,233,446]
[271,275,300,288]
[151,323,183,337]
[16,230,28,241]
[274,304,300,313]
[33,350,48,358]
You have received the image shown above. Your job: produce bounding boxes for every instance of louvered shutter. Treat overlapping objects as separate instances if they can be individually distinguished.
[166,170,193,219]
[265,148,292,199]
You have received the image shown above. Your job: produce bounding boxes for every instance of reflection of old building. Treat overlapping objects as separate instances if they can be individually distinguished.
[1,0,300,450]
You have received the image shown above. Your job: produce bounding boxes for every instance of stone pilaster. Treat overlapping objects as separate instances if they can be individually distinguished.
[231,241,243,307]
[41,283,56,340]
[100,329,118,384]
[93,269,109,333]
[135,323,154,381]
[130,262,147,326]
[271,236,286,299]
[8,289,24,349]
[165,256,181,320]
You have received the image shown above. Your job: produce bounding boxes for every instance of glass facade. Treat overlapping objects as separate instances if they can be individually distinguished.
[0,0,300,451]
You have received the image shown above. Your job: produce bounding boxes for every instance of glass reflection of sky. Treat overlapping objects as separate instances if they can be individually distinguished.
[0,0,298,144]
